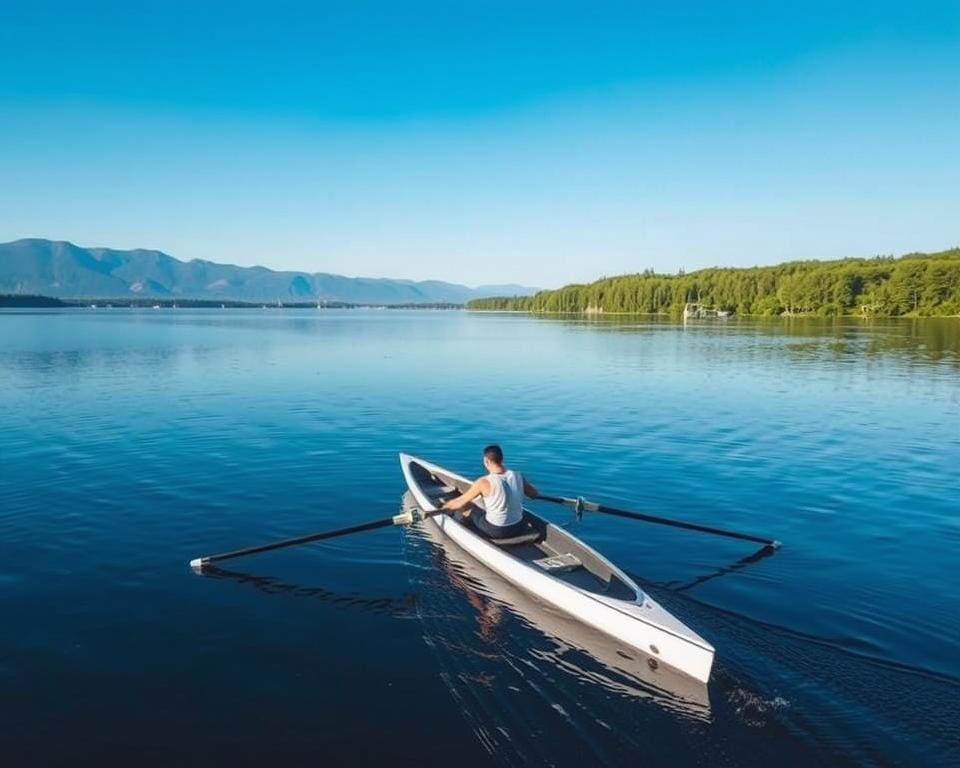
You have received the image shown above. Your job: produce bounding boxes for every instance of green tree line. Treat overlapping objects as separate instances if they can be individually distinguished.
[467,249,960,316]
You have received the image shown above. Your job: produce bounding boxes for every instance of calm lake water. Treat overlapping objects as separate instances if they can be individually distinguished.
[1,309,958,767]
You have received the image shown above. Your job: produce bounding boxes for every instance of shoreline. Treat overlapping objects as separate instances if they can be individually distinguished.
[465,309,960,319]
[0,295,464,310]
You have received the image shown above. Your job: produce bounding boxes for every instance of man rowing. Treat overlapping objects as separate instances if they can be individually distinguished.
[438,444,538,538]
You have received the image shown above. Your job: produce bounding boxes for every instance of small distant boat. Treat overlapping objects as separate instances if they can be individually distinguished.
[89,303,98,308]
[152,304,161,309]
[400,453,715,683]
[683,303,729,320]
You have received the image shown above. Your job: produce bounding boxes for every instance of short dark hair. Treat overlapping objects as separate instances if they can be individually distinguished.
[483,444,504,464]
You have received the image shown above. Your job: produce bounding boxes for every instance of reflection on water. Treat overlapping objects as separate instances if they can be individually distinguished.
[404,531,709,767]
[402,511,841,767]
[657,544,779,593]
[199,565,417,616]
[528,312,960,365]
[2,309,958,767]
[403,492,712,720]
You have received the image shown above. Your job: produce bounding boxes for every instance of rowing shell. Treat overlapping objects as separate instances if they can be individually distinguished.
[399,453,715,683]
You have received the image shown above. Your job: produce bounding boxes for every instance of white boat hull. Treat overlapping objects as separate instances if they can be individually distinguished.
[400,454,714,683]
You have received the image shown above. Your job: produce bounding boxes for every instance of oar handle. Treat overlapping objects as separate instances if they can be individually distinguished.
[538,494,585,516]
[537,494,780,548]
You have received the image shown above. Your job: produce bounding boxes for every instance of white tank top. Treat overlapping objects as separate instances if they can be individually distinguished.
[482,470,524,527]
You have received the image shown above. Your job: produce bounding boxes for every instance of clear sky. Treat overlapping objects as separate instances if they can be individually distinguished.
[1,2,958,287]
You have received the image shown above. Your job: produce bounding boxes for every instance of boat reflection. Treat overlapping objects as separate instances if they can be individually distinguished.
[404,492,711,721]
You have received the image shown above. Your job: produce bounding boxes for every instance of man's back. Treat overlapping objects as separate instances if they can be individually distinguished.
[483,469,524,527]
[437,445,537,536]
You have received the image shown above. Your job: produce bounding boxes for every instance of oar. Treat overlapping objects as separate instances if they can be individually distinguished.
[189,507,434,570]
[536,494,780,549]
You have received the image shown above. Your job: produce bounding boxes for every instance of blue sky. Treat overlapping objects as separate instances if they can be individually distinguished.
[1,2,958,286]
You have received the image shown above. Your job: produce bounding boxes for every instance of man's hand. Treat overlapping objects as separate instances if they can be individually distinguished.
[440,478,487,512]
[523,478,539,499]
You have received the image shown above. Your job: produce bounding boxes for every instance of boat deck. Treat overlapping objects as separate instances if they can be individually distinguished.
[409,462,638,601]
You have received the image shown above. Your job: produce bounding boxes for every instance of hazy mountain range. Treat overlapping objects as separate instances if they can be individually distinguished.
[0,239,537,304]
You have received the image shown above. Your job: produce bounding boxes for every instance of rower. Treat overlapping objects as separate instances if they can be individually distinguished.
[438,444,538,539]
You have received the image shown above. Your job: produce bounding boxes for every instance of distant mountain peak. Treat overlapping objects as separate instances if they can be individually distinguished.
[0,238,538,304]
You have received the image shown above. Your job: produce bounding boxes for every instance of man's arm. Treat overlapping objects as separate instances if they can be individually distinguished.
[522,477,539,499]
[440,478,489,511]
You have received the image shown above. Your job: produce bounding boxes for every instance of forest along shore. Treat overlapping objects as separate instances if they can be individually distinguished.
[468,248,960,317]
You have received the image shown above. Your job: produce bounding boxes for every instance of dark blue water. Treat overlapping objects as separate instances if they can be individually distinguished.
[2,309,958,767]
